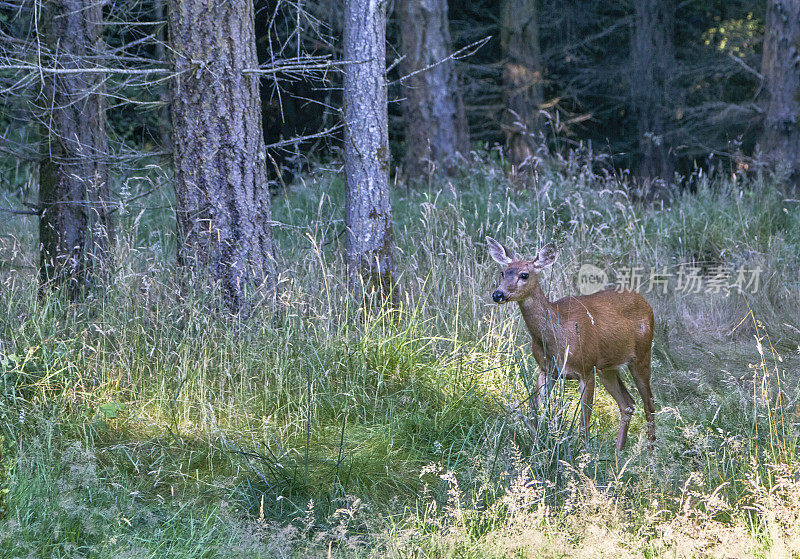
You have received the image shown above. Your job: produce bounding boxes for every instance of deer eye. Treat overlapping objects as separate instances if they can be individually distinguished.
[519,272,529,280]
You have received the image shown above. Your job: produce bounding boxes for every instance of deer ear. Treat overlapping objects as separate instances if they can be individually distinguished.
[533,243,558,269]
[486,236,516,266]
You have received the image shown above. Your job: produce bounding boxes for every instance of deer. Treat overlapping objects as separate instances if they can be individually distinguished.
[486,237,656,451]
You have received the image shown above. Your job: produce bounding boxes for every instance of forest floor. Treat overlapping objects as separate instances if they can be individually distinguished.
[1,150,799,557]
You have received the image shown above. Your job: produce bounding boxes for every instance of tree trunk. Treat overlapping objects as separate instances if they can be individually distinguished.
[168,0,276,313]
[343,0,395,296]
[501,0,544,171]
[399,0,469,177]
[38,0,113,294]
[759,0,800,182]
[631,0,675,181]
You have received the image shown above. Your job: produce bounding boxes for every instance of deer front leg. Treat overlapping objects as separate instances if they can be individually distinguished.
[535,366,550,412]
[578,370,596,434]
[530,343,552,414]
[530,361,562,436]
[525,353,554,436]
[520,366,549,437]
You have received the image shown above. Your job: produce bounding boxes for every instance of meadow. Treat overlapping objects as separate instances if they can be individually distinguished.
[1,148,799,557]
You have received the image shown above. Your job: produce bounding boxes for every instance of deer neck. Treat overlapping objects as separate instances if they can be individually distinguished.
[517,283,553,343]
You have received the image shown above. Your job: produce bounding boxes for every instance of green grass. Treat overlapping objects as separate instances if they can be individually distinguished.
[1,148,799,557]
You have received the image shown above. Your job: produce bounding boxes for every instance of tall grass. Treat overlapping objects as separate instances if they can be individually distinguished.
[1,148,799,556]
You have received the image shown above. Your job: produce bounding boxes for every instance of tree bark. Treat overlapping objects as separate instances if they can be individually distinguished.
[631,0,675,181]
[399,0,469,177]
[168,0,276,313]
[759,0,800,181]
[344,0,395,296]
[501,0,544,171]
[38,0,113,294]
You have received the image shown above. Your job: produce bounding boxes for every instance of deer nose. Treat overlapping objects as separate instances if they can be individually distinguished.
[492,290,505,303]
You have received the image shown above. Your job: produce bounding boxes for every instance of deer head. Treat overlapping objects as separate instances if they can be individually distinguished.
[486,236,558,303]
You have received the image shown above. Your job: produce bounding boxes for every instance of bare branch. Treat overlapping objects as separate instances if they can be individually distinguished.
[264,123,343,150]
[388,36,491,87]
[0,63,169,75]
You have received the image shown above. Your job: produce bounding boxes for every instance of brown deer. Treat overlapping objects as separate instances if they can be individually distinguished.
[487,237,655,450]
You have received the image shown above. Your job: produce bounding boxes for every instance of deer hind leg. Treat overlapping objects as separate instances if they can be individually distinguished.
[629,349,656,446]
[598,367,636,451]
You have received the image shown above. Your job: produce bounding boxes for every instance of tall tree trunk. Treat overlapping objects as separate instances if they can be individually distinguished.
[344,0,395,296]
[631,0,675,182]
[759,0,800,182]
[168,0,276,313]
[38,0,113,294]
[399,0,469,177]
[501,0,544,171]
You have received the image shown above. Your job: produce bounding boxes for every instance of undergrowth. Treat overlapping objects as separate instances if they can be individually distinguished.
[1,148,799,557]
